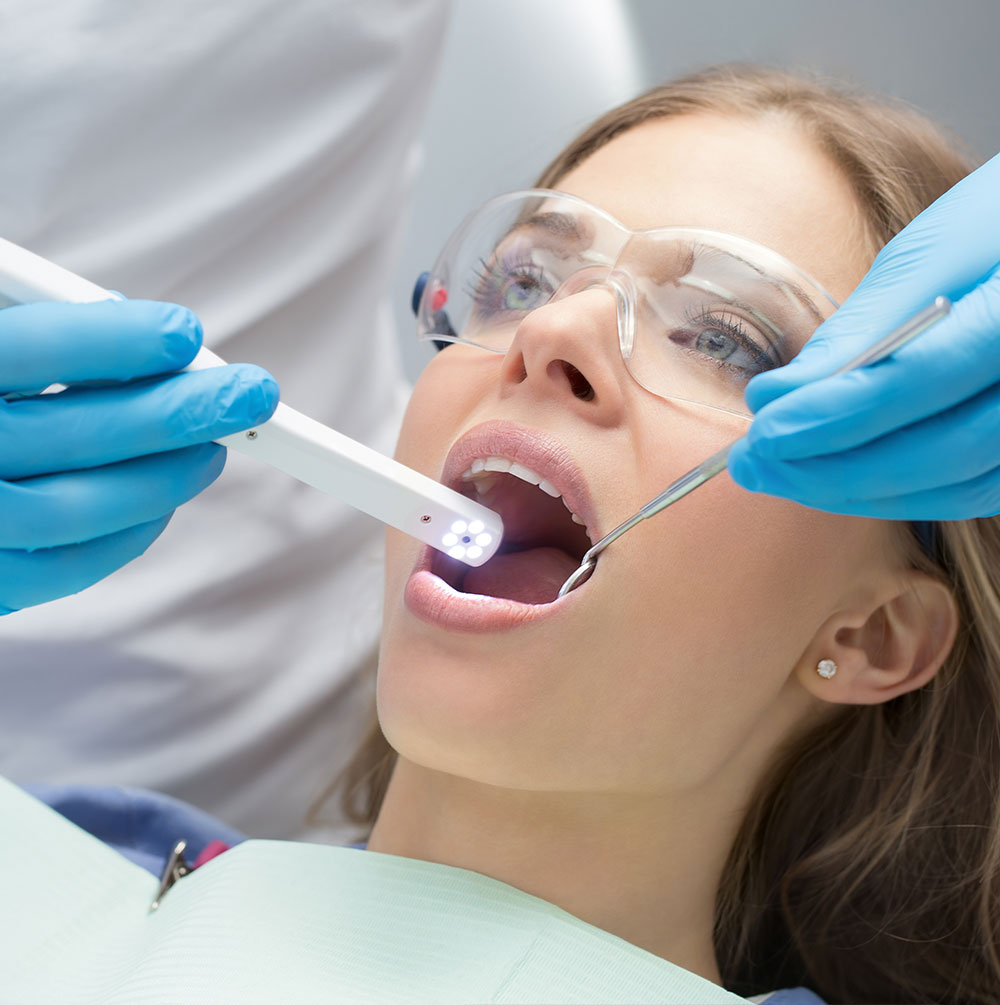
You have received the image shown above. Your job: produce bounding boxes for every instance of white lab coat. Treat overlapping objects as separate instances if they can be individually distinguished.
[0,0,447,842]
[0,0,643,843]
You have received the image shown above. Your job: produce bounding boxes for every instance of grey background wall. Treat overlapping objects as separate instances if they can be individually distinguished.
[394,0,999,383]
[628,0,997,160]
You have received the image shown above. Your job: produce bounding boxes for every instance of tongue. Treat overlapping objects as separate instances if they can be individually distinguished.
[461,546,578,605]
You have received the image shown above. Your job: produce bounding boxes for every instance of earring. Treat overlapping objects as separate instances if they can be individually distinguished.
[816,659,838,679]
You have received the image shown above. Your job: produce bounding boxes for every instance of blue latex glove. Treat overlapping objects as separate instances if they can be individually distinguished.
[0,300,279,614]
[728,151,1000,520]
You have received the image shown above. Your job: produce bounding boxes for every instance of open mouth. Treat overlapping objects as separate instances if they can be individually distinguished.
[433,457,593,606]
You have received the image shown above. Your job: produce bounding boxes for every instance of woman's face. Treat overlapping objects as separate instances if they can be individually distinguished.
[377,112,889,795]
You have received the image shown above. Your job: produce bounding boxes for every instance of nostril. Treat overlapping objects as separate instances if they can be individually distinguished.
[560,361,595,401]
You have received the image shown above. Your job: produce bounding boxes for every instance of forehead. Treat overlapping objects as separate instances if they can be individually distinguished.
[554,112,872,303]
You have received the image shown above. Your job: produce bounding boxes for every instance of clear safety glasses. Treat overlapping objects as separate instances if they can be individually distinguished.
[415,190,839,418]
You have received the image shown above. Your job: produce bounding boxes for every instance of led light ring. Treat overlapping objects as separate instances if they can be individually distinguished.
[444,516,493,558]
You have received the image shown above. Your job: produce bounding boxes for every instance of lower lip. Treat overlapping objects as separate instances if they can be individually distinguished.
[404,547,577,633]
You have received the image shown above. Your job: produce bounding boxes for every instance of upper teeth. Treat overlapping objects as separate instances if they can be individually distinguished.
[460,456,587,527]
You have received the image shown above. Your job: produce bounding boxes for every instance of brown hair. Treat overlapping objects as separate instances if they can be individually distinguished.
[316,66,998,1004]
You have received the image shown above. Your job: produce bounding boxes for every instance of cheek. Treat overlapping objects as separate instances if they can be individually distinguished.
[606,405,856,654]
[394,356,456,473]
[551,412,874,786]
[392,346,495,473]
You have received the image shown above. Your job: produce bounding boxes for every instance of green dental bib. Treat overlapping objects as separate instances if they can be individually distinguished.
[0,778,747,1003]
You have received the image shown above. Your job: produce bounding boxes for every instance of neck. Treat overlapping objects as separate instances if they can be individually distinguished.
[367,758,734,985]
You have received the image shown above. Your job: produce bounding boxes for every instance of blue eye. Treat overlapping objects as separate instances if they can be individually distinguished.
[670,310,777,382]
[502,269,551,311]
[694,327,739,361]
[468,250,555,317]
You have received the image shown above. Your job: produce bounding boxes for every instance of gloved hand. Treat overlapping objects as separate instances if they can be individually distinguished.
[0,299,279,614]
[728,151,1000,520]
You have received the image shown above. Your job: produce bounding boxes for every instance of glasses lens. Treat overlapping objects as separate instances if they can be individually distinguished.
[619,231,837,416]
[417,191,624,352]
[418,192,837,418]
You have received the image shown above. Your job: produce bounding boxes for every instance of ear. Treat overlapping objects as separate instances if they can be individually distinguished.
[796,571,959,706]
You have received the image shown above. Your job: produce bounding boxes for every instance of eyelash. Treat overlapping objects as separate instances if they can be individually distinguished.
[680,307,776,372]
[467,251,548,311]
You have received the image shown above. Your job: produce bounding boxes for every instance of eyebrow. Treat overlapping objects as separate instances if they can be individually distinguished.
[725,251,829,324]
[507,212,589,244]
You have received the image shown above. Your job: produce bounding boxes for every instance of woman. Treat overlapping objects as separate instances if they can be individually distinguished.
[339,66,998,1003]
[17,67,1000,1003]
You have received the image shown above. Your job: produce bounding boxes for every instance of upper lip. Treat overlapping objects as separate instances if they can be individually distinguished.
[440,420,601,540]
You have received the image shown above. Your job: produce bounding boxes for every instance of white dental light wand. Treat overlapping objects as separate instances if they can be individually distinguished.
[0,238,503,567]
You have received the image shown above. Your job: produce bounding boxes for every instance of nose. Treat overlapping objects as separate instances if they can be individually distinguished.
[498,282,628,424]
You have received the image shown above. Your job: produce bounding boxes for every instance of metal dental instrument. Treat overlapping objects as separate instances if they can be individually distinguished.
[557,296,953,598]
[0,237,504,566]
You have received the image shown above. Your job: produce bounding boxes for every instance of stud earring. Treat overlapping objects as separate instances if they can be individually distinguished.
[816,659,838,679]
